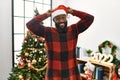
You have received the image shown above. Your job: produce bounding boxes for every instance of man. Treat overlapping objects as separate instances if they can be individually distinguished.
[26,5,94,80]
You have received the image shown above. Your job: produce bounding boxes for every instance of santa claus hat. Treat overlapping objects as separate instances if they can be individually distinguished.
[52,5,68,19]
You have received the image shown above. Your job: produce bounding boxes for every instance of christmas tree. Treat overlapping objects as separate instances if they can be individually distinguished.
[8,8,47,80]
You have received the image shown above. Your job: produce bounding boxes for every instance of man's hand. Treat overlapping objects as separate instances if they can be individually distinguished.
[67,7,73,14]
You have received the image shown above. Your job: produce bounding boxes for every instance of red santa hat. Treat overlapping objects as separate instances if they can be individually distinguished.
[52,5,68,19]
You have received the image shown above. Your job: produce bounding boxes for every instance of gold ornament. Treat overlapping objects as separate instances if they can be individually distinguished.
[19,75,23,79]
[32,59,37,64]
[25,53,29,57]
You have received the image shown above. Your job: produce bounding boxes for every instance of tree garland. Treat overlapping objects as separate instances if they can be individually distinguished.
[98,40,120,78]
[31,61,47,72]
[22,48,47,72]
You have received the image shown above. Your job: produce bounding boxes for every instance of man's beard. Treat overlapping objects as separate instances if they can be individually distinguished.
[55,21,67,33]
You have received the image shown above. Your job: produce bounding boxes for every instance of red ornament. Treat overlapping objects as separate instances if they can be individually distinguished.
[26,78,30,80]
[39,37,43,42]
[21,62,24,65]
[24,36,29,41]
[19,61,25,68]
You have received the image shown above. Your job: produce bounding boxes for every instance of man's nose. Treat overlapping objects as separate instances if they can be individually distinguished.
[59,18,65,23]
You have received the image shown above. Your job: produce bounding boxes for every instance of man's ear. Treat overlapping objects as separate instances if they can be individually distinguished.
[53,18,55,22]
[53,18,56,23]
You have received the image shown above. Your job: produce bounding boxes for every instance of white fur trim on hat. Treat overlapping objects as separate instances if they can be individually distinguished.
[52,10,67,19]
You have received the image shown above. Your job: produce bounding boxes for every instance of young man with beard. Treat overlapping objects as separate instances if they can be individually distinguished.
[26,5,94,80]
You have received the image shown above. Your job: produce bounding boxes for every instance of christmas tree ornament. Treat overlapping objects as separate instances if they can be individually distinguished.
[19,75,23,79]
[40,43,43,46]
[24,36,29,41]
[29,39,32,41]
[30,44,33,47]
[42,38,45,41]
[26,78,30,80]
[39,58,42,62]
[44,48,46,52]
[34,49,37,52]
[19,61,25,68]
[32,59,37,64]
[39,37,43,42]
[20,61,24,66]
[20,57,25,60]
[40,50,43,53]
[34,38,37,42]
[25,53,29,57]
[28,62,32,68]
[44,43,46,47]
[26,60,31,63]
[24,40,27,43]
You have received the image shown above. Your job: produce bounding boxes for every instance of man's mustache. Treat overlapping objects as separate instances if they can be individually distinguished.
[58,22,66,25]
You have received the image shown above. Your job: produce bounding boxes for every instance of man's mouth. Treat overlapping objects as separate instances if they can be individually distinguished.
[59,23,65,28]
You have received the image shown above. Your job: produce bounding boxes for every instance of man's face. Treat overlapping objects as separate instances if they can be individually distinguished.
[53,14,67,28]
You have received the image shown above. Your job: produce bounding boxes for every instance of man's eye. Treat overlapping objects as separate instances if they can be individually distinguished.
[57,18,60,20]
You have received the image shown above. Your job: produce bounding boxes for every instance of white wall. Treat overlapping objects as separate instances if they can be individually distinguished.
[52,0,120,51]
[0,0,12,80]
